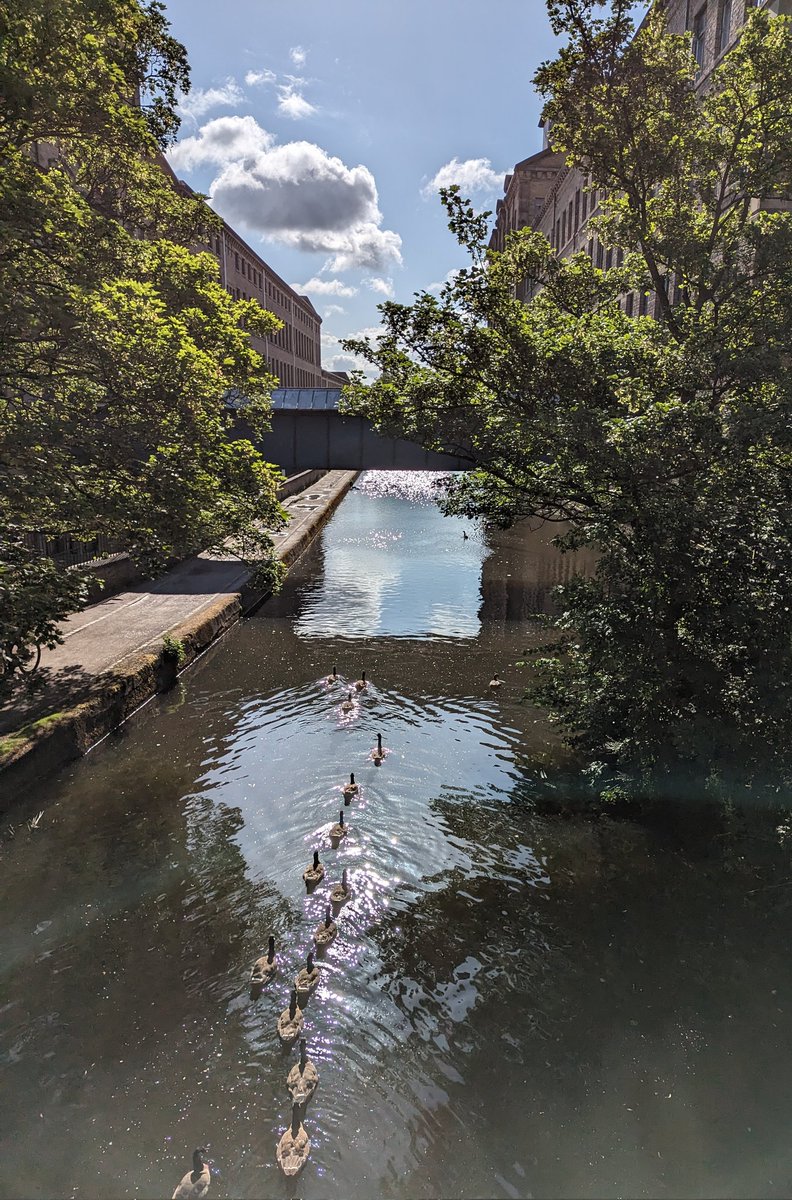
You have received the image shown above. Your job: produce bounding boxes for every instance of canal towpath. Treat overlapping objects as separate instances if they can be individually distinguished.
[0,470,358,800]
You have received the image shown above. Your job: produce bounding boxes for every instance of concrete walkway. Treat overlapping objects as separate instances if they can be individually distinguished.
[0,471,357,791]
[39,470,356,679]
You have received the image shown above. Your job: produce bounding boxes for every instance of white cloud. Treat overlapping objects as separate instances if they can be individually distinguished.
[277,85,317,120]
[168,115,274,171]
[245,68,277,87]
[321,325,382,379]
[169,115,402,271]
[176,80,245,122]
[323,304,346,317]
[426,268,462,295]
[422,156,505,198]
[364,276,394,297]
[298,277,359,297]
[290,46,307,67]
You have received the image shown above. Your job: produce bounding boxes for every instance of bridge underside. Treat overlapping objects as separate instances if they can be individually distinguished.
[257,410,470,474]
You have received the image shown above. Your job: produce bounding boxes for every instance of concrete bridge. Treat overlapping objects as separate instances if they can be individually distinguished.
[232,388,470,473]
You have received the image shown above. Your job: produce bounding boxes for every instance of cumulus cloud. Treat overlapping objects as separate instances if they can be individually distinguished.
[323,304,346,317]
[168,115,274,171]
[169,115,402,271]
[321,325,382,379]
[176,80,245,122]
[298,277,359,297]
[290,45,307,67]
[422,156,505,198]
[364,276,394,298]
[245,68,277,87]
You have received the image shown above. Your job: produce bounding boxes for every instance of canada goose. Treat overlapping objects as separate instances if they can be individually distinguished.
[250,936,276,991]
[172,1148,210,1200]
[340,690,355,713]
[302,850,324,890]
[328,810,347,848]
[313,905,337,949]
[371,732,385,765]
[287,1038,319,1105]
[276,1103,311,1176]
[330,868,352,907]
[325,665,339,685]
[342,772,359,804]
[277,989,304,1044]
[489,673,502,689]
[354,671,368,692]
[294,951,320,1001]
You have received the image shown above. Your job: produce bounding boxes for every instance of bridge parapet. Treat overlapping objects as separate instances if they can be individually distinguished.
[232,388,470,473]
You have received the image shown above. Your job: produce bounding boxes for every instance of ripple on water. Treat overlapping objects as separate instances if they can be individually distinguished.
[1,477,787,1200]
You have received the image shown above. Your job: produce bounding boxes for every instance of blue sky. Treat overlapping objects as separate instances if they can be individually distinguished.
[162,0,564,374]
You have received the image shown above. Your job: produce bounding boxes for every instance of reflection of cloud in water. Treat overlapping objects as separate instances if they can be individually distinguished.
[295,477,487,639]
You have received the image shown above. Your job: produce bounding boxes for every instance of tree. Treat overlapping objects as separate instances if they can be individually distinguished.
[0,0,286,690]
[342,4,792,800]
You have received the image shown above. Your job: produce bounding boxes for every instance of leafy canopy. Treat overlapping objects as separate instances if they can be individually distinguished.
[0,0,287,688]
[343,4,792,797]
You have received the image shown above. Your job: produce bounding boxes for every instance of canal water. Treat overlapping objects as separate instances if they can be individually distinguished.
[1,472,792,1200]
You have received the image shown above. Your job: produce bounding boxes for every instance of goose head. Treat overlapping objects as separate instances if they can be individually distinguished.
[341,868,349,892]
[312,850,320,871]
[324,905,332,927]
[267,935,275,962]
[288,989,298,1018]
[192,1149,207,1177]
[306,951,315,973]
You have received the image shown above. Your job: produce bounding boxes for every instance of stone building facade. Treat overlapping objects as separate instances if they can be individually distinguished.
[199,216,323,389]
[154,160,325,388]
[489,147,565,301]
[492,0,792,312]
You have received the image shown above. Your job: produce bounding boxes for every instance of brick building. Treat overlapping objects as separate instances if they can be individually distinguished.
[492,0,792,312]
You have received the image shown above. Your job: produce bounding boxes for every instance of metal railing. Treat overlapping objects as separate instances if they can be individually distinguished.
[23,531,128,568]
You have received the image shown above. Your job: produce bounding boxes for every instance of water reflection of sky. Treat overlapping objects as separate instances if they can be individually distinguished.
[295,472,488,639]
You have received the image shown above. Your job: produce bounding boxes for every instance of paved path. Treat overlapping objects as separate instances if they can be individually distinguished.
[0,472,356,740]
[40,471,356,678]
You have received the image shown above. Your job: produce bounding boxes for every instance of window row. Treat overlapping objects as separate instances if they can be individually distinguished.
[553,184,603,251]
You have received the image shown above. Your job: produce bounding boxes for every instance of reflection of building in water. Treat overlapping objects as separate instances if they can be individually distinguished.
[479,519,597,622]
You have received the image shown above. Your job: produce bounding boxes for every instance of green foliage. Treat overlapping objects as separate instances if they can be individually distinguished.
[0,0,288,694]
[342,4,792,798]
[161,633,186,667]
[247,555,287,598]
[0,541,88,681]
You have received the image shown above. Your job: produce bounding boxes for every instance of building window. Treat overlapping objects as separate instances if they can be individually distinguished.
[625,292,634,317]
[692,5,707,70]
[639,291,649,316]
[718,0,732,54]
[574,190,580,230]
[596,242,604,268]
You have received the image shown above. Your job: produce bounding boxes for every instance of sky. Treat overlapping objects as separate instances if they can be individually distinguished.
[161,0,563,376]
